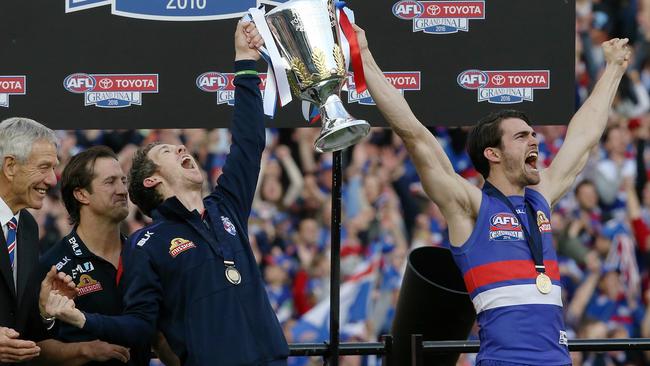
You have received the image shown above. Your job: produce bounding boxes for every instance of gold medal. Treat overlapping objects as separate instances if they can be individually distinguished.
[225,266,242,285]
[535,273,552,294]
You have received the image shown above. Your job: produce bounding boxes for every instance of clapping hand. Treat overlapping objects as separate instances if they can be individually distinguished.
[39,266,77,320]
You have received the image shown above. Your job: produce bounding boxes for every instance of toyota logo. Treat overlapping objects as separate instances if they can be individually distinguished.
[427,5,441,15]
[99,78,113,89]
[492,75,505,85]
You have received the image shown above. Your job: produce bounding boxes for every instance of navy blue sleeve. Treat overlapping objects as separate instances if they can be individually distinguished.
[81,239,161,347]
[211,60,266,221]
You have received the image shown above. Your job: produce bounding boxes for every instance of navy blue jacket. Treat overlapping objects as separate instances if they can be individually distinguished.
[83,60,289,366]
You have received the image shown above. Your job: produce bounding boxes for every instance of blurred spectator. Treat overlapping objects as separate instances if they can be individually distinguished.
[594,126,636,215]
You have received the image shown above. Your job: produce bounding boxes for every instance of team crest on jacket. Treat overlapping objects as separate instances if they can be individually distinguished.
[77,274,103,296]
[489,213,524,241]
[536,211,552,233]
[221,216,237,236]
[169,238,196,258]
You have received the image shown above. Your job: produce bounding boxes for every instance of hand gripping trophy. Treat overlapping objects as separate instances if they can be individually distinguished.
[250,0,371,152]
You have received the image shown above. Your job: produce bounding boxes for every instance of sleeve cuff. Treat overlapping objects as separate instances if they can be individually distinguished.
[234,60,258,73]
[81,312,98,333]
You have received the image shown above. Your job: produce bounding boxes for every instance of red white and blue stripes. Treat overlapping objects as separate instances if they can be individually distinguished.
[6,217,17,269]
[463,259,562,312]
[450,189,571,365]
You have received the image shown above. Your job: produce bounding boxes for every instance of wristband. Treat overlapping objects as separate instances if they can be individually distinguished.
[234,70,259,77]
[40,310,55,322]
[41,314,56,330]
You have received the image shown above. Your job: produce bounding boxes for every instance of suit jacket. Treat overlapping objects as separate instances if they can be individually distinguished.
[0,209,46,365]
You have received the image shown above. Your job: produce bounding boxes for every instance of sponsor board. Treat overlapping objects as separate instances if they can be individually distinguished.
[0,76,26,108]
[196,71,267,106]
[64,73,159,108]
[457,70,550,104]
[346,72,421,105]
[393,0,485,34]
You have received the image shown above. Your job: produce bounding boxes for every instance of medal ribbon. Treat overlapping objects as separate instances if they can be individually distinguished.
[201,210,240,283]
[482,181,545,275]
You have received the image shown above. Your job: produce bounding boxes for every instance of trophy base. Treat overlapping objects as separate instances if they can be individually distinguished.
[313,94,370,153]
[314,118,370,153]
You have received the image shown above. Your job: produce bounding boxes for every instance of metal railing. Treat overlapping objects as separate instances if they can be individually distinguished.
[289,336,650,365]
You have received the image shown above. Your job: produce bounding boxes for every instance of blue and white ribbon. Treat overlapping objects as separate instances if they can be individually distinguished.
[248,6,293,118]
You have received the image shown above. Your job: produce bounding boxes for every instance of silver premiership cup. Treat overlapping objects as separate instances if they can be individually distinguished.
[265,0,370,152]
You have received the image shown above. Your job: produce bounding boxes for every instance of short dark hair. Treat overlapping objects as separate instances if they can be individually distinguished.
[467,110,531,178]
[128,142,163,217]
[61,146,118,225]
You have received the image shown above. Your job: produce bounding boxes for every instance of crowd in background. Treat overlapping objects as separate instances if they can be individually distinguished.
[29,0,650,365]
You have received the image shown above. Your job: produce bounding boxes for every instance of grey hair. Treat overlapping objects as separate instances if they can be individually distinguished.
[0,117,58,165]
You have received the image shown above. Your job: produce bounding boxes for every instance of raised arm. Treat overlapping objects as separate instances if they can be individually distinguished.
[354,25,480,244]
[538,38,632,207]
[211,21,265,220]
[275,145,305,208]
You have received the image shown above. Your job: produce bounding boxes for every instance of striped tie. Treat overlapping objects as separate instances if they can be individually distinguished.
[6,217,17,269]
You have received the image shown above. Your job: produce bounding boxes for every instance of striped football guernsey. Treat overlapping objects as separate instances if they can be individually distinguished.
[451,188,571,365]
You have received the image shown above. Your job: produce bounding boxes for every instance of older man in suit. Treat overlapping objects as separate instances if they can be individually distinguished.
[0,117,75,364]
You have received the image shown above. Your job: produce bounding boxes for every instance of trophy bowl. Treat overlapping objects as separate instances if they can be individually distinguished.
[265,0,370,152]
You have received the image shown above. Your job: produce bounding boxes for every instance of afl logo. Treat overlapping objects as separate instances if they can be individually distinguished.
[64,73,96,93]
[490,213,520,230]
[457,70,488,90]
[392,0,424,20]
[196,72,229,92]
